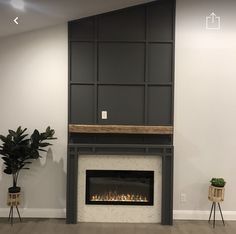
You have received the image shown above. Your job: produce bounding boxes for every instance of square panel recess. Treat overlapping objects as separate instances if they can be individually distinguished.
[148,2,173,41]
[70,85,94,124]
[99,43,145,83]
[71,42,95,83]
[98,86,144,124]
[98,6,145,41]
[148,44,172,84]
[69,18,95,41]
[148,87,172,125]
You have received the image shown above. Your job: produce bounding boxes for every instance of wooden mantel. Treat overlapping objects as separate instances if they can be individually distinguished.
[69,124,173,135]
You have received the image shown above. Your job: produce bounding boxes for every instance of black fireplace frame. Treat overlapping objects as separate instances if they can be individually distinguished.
[66,143,173,225]
[85,170,154,206]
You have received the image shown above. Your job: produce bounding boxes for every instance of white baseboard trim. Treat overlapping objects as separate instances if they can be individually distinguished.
[174,210,236,221]
[0,208,66,218]
[1,208,236,221]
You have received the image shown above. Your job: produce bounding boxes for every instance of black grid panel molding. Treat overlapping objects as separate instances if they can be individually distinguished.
[67,0,175,225]
[69,0,175,126]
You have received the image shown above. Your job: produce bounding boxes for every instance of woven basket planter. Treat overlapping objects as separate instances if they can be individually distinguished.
[208,185,225,202]
[7,192,20,206]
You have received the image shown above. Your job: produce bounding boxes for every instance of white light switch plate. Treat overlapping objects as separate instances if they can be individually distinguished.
[101,111,107,119]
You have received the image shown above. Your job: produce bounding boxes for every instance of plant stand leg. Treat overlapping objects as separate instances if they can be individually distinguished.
[8,206,13,222]
[208,202,214,223]
[213,202,216,228]
[218,202,225,226]
[15,206,22,222]
[11,206,14,226]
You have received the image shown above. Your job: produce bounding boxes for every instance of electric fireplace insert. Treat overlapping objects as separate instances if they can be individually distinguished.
[86,170,154,206]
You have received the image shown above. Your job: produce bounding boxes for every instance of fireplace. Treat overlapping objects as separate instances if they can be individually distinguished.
[67,138,173,224]
[77,155,162,223]
[86,170,154,206]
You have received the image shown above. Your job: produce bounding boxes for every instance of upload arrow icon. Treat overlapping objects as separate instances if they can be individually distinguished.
[206,12,220,30]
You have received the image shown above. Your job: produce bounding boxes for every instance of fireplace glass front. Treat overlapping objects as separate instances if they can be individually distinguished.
[86,170,154,206]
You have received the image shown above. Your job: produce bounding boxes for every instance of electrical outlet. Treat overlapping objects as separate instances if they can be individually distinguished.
[101,111,107,120]
[180,193,187,203]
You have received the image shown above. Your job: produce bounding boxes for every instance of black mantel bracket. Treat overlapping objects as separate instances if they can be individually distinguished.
[66,142,173,225]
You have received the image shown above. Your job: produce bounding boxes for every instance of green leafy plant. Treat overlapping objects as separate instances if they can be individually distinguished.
[210,178,226,187]
[0,126,56,192]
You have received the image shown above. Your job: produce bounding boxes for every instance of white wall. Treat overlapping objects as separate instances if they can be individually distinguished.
[0,24,68,217]
[174,0,236,219]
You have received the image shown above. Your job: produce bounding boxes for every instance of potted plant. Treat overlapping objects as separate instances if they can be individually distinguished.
[0,126,56,193]
[208,178,226,203]
[210,178,226,187]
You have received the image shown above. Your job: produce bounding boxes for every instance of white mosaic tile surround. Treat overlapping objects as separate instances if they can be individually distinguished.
[77,155,162,223]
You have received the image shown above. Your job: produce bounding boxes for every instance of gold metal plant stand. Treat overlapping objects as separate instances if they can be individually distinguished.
[7,192,22,225]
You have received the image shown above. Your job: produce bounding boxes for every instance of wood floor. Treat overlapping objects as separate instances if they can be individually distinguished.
[0,219,236,234]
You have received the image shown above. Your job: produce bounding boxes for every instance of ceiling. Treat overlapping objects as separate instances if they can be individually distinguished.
[0,0,154,38]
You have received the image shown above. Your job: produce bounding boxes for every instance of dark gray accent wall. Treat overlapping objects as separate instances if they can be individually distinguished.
[68,0,175,126]
[67,0,175,226]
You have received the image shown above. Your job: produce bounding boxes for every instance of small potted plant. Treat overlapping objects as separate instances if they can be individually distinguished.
[208,178,226,202]
[210,178,226,187]
[0,126,56,193]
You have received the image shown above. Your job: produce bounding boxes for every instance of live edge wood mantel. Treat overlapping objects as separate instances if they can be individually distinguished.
[69,125,173,135]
